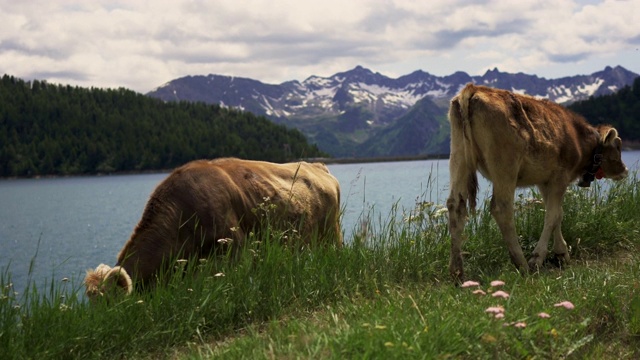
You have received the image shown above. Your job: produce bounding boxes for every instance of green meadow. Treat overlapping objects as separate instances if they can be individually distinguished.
[1,173,639,359]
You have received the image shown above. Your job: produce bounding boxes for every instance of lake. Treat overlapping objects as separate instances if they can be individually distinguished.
[2,151,639,295]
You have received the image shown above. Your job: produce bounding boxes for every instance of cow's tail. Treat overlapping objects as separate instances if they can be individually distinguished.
[457,83,476,127]
[448,83,478,211]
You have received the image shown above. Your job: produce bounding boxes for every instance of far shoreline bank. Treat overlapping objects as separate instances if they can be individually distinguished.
[3,147,640,180]
[303,153,450,165]
[0,154,451,180]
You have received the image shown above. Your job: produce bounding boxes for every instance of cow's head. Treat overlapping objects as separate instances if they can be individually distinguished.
[598,126,628,181]
[84,264,133,302]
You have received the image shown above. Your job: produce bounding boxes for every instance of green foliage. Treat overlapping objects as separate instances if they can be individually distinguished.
[0,75,326,177]
[1,174,640,358]
[569,77,640,141]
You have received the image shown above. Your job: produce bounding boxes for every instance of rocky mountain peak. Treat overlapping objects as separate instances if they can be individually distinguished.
[147,65,638,157]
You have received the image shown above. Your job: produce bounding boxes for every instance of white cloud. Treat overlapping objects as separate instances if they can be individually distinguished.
[0,0,638,93]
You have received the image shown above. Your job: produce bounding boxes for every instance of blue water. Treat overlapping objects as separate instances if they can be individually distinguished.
[1,152,639,295]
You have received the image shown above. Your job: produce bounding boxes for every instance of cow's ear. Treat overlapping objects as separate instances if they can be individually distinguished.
[104,266,133,296]
[93,263,112,277]
[603,128,619,146]
[85,266,107,300]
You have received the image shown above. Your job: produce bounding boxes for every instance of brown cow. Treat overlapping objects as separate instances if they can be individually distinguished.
[447,83,628,281]
[85,158,342,300]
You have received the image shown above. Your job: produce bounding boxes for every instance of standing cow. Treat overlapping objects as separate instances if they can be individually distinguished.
[85,158,342,300]
[447,83,628,281]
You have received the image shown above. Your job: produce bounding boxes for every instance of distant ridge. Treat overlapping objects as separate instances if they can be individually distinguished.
[147,66,639,157]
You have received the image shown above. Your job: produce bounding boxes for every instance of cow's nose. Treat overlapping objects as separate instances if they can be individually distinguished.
[613,168,629,180]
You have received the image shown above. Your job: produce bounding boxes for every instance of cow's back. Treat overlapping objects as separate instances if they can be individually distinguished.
[450,83,595,187]
[211,158,342,243]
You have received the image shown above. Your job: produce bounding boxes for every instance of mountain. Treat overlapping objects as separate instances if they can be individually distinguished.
[147,65,639,157]
[568,77,640,142]
[357,96,450,157]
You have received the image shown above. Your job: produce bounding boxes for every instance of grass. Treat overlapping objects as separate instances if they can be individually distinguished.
[1,173,640,359]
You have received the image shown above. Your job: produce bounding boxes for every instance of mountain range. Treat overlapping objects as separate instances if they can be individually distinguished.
[147,65,639,158]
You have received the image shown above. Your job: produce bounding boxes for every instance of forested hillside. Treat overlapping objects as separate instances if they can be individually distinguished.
[0,75,325,177]
[569,76,640,141]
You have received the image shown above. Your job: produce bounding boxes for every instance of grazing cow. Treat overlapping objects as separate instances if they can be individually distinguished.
[85,158,342,300]
[447,83,628,281]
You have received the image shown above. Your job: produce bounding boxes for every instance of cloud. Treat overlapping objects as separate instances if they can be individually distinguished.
[29,70,89,83]
[426,17,530,50]
[0,0,638,93]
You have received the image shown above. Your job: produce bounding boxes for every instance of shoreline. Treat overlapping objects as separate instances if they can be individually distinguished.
[303,153,450,165]
[0,154,451,180]
[4,147,640,180]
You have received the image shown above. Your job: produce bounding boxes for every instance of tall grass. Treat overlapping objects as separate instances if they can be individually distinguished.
[1,173,639,359]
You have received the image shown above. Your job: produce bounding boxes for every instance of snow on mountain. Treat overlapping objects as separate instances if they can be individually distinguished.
[148,65,637,123]
[146,65,638,157]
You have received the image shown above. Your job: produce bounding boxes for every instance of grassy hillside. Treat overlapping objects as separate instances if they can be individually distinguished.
[1,173,639,359]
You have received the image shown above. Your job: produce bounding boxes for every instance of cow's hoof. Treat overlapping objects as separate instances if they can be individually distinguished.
[558,252,570,263]
[449,255,464,283]
[527,256,543,273]
[450,270,465,285]
[449,265,464,284]
[554,252,571,267]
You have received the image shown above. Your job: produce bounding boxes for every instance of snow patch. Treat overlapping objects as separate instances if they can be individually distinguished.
[554,94,573,103]
[304,76,333,87]
[310,86,338,98]
[576,78,604,96]
[425,88,448,98]
[354,83,423,106]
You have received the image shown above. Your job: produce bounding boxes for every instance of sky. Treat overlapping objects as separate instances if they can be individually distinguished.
[1,0,639,94]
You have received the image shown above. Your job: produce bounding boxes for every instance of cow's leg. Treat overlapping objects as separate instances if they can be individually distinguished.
[447,192,467,282]
[529,184,569,270]
[447,193,468,282]
[446,159,474,282]
[490,184,529,273]
[552,221,570,264]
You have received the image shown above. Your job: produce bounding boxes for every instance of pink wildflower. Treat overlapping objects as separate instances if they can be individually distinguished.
[461,280,480,288]
[492,290,510,299]
[554,301,575,310]
[494,313,505,319]
[490,280,505,287]
[472,289,487,296]
[485,306,504,315]
[537,312,551,318]
[514,322,527,328]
